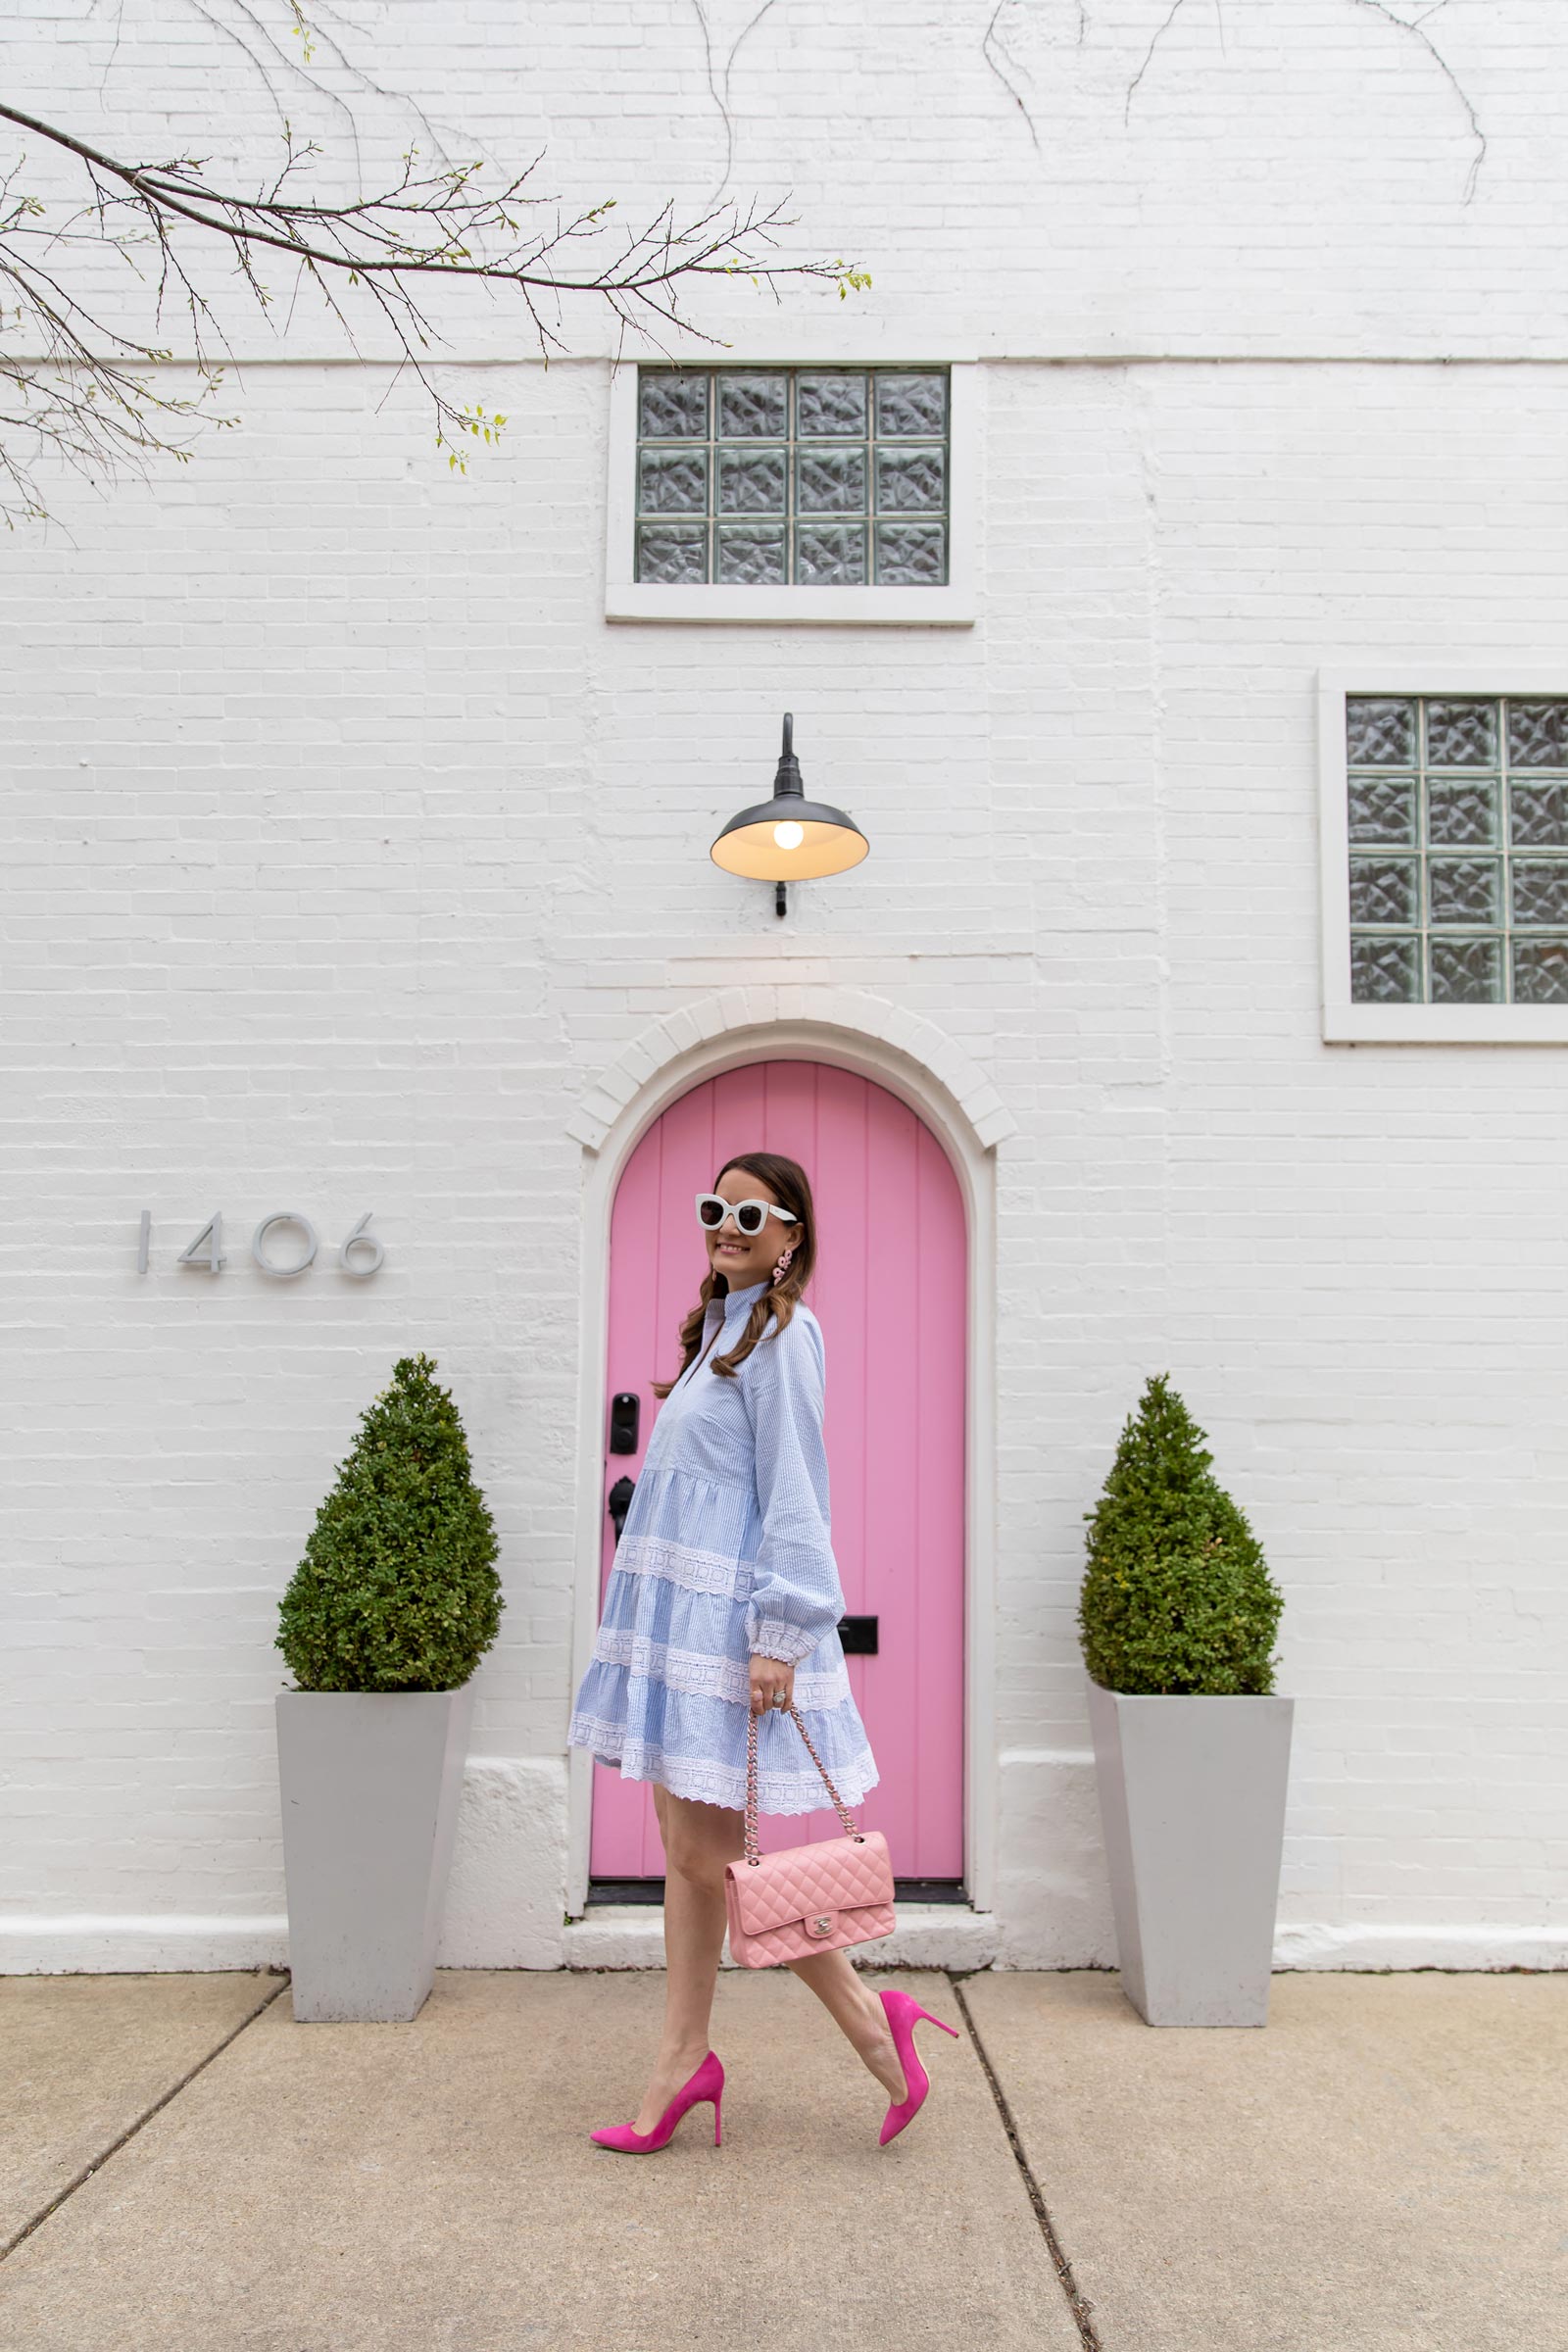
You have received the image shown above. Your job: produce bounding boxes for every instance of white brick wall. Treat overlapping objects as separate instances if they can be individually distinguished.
[2,3,1565,1971]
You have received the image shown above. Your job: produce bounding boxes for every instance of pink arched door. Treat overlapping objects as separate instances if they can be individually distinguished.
[590,1059,967,1884]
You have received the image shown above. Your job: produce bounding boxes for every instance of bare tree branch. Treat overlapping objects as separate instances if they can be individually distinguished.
[1342,0,1485,203]
[984,2,1042,152]
[1123,0,1196,127]
[1118,0,1486,203]
[0,78,868,527]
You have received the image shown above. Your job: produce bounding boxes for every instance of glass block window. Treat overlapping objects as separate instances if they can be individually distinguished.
[1347,695,1568,1004]
[634,368,950,587]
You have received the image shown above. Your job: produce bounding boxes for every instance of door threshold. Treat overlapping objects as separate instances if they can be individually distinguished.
[586,1877,970,1909]
[566,1896,999,1970]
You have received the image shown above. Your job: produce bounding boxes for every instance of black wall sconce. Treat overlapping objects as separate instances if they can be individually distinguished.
[710,712,870,916]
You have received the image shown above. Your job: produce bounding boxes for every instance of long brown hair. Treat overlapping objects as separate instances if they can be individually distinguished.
[650,1151,817,1396]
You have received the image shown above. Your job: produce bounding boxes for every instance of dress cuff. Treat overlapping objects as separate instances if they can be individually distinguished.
[747,1619,822,1666]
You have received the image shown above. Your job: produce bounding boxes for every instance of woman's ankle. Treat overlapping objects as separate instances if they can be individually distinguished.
[654,2034,711,2074]
[855,1983,888,2039]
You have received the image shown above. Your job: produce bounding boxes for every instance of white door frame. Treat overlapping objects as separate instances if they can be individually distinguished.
[564,1011,1004,1917]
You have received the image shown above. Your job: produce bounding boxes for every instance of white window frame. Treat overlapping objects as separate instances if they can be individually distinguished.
[605,355,978,625]
[1319,665,1568,1044]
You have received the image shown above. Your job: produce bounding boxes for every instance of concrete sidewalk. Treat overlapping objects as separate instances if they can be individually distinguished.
[1,1967,1561,2352]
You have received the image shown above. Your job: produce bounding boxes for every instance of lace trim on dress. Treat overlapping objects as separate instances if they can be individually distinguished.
[566,1713,880,1815]
[612,1533,754,1599]
[589,1626,852,1711]
[747,1616,828,1667]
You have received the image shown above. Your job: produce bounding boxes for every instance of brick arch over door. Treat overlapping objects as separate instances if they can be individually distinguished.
[591,1058,968,1882]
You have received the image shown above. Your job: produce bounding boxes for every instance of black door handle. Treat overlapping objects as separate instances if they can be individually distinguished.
[607,1475,636,1545]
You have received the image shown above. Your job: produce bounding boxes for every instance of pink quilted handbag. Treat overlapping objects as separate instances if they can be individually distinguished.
[723,1700,896,1968]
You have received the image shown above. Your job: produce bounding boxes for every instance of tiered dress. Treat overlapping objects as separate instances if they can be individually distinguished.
[567,1276,879,1815]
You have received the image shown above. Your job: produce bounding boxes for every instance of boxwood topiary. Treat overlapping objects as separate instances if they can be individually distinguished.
[1078,1371,1284,1695]
[276,1352,503,1692]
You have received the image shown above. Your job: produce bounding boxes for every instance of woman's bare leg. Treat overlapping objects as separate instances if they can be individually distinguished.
[627,1784,745,2135]
[785,1948,907,2102]
[631,1787,906,2125]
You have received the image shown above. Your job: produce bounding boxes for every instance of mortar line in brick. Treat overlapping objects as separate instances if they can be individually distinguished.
[0,1973,289,2264]
[11,349,1568,368]
[948,1973,1103,2352]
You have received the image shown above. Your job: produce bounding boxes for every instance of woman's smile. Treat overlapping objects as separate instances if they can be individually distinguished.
[702,1172,802,1289]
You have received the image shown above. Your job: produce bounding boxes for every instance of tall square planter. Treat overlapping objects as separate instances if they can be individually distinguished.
[1086,1673,1294,2027]
[275,1683,475,2023]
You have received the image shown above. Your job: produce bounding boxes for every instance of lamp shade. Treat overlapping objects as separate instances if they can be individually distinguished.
[710,713,869,881]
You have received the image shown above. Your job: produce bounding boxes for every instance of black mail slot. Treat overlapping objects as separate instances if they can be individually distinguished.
[837,1614,878,1654]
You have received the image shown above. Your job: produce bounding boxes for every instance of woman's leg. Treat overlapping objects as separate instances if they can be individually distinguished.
[627,1784,745,2134]
[784,1949,907,2102]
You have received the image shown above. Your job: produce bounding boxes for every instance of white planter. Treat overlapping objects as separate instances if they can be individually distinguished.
[275,1683,475,2023]
[1085,1672,1294,2027]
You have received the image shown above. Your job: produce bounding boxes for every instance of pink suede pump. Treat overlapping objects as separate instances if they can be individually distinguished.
[589,2050,725,2154]
[876,1985,961,2146]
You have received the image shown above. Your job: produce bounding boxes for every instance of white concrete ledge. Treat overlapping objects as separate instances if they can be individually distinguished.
[5,1912,1558,1977]
[0,1916,290,1975]
[605,585,978,627]
[563,1903,1004,1973]
[1272,1921,1568,1972]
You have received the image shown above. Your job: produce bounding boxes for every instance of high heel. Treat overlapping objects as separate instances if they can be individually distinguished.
[589,2050,725,2153]
[876,1985,961,2147]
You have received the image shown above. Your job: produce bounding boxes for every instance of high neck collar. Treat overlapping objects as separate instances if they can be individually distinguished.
[712,1275,771,1315]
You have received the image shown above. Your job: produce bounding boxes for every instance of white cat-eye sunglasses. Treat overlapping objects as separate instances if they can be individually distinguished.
[695,1193,799,1238]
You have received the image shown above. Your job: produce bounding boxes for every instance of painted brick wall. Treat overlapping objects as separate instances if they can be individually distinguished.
[2,2,1564,1971]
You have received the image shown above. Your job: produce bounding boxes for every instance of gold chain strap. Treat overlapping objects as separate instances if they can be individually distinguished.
[744,1700,866,1865]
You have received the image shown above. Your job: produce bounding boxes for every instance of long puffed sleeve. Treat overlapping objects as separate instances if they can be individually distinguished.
[741,1310,846,1665]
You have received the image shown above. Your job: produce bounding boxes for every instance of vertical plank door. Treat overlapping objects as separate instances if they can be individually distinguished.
[590,1059,966,1881]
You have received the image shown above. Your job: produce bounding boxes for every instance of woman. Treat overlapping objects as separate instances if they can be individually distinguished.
[567,1149,958,2152]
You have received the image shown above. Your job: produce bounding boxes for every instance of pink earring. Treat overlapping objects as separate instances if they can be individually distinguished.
[772,1247,795,1283]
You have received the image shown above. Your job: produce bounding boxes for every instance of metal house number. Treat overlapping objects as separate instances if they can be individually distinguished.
[137,1209,385,1279]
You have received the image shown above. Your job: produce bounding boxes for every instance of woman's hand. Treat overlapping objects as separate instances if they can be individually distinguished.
[749,1655,796,1715]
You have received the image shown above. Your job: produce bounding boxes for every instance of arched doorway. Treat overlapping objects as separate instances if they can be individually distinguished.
[589,1058,967,1887]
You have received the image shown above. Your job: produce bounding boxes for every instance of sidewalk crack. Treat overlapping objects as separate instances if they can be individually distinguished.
[948,1974,1103,2351]
[1,1972,289,2263]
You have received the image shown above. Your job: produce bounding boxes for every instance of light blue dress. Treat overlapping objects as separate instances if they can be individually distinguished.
[567,1276,879,1816]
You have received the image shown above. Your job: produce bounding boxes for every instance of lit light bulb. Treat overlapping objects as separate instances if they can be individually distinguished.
[772,819,805,851]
